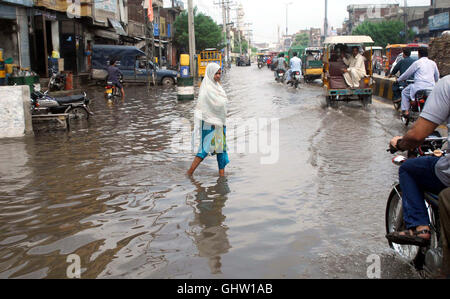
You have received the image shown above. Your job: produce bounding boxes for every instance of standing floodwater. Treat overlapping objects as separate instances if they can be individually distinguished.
[0,66,419,278]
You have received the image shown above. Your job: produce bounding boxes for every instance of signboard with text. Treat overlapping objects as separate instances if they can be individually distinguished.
[429,12,449,31]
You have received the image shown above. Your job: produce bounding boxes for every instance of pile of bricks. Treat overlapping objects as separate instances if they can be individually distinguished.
[429,33,450,77]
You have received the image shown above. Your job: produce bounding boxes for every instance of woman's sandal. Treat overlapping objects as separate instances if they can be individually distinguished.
[386,229,431,247]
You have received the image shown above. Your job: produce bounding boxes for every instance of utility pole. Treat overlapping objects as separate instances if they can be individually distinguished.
[158,6,162,68]
[404,0,408,42]
[187,0,196,78]
[324,0,328,40]
[221,0,227,64]
[226,3,232,68]
[145,0,156,89]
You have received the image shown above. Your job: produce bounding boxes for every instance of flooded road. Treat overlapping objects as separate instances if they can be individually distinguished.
[0,65,420,278]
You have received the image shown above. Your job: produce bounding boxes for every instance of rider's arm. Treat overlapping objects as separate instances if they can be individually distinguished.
[390,60,401,77]
[398,62,417,82]
[434,64,440,82]
[393,76,450,151]
[393,118,439,151]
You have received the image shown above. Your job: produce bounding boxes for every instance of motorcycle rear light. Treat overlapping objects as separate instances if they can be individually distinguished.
[420,99,425,104]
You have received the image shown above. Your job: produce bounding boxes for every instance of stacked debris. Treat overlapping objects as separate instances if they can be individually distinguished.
[429,32,450,77]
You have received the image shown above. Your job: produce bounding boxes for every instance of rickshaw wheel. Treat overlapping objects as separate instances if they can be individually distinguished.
[362,95,372,108]
[326,96,334,108]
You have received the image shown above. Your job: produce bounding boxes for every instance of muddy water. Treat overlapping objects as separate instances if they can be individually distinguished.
[0,66,419,278]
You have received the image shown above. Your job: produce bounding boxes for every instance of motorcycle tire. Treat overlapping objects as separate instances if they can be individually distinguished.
[67,106,89,120]
[385,186,421,264]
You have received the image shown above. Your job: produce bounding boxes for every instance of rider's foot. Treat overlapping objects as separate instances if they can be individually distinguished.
[386,226,431,246]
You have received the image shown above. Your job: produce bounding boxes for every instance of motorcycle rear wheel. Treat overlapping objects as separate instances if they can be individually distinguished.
[67,106,89,120]
[386,186,421,263]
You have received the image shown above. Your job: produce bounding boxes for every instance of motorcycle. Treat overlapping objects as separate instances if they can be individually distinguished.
[258,61,264,69]
[373,59,383,75]
[48,66,66,92]
[400,80,432,127]
[289,71,302,88]
[392,80,409,111]
[275,69,286,83]
[105,75,123,102]
[386,132,447,277]
[31,90,93,119]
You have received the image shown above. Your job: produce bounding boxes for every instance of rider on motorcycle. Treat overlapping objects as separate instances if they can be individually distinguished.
[107,59,125,99]
[273,53,287,80]
[397,48,439,118]
[387,75,450,247]
[286,52,302,85]
[388,48,416,78]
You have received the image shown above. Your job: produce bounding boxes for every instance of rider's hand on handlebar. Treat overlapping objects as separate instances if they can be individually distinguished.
[389,136,402,153]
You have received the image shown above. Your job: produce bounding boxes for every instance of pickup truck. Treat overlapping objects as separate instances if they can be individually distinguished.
[91,45,178,86]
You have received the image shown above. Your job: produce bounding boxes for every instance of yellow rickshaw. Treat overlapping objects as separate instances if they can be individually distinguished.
[322,35,375,107]
[198,48,223,78]
[302,47,324,83]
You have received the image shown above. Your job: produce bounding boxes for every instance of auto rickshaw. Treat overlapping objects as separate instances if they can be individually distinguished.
[198,48,223,78]
[302,47,323,83]
[385,43,428,74]
[368,46,384,75]
[322,35,375,107]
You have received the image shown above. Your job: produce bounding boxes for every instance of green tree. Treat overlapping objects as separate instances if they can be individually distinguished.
[292,33,310,48]
[173,8,224,52]
[352,20,415,47]
[232,36,248,54]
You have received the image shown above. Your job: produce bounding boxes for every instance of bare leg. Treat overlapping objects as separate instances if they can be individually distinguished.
[121,88,125,101]
[187,157,203,176]
[219,169,225,177]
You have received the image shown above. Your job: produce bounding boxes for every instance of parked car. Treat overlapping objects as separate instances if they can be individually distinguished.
[91,45,178,86]
[237,54,251,66]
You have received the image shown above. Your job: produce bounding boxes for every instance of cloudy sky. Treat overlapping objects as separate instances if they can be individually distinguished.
[183,0,431,43]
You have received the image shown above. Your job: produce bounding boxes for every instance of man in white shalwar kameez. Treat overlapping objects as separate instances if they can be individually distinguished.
[342,47,367,89]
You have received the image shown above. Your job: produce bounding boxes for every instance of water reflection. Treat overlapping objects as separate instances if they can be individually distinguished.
[187,177,231,275]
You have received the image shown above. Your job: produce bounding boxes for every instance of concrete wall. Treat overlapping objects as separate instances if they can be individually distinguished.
[0,86,33,138]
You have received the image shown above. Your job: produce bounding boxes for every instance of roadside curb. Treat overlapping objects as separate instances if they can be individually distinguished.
[373,74,395,101]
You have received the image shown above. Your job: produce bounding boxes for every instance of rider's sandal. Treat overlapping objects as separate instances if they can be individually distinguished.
[386,229,431,247]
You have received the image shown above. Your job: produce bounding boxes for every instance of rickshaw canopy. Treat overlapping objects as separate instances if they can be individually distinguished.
[324,35,374,45]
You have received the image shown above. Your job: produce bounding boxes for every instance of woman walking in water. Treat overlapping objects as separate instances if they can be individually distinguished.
[187,63,229,177]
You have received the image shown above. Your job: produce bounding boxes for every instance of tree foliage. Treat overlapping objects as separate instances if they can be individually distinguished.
[173,8,224,52]
[232,35,248,54]
[352,20,415,47]
[292,33,310,48]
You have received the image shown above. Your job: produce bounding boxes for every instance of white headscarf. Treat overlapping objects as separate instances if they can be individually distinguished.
[194,63,228,126]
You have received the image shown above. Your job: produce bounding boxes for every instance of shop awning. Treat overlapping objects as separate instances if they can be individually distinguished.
[94,29,120,41]
[108,18,127,36]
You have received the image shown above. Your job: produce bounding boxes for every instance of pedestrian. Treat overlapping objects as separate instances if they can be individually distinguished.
[439,188,450,278]
[187,63,229,177]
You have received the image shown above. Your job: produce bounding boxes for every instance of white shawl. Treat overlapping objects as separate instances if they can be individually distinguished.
[194,63,228,126]
[192,63,228,154]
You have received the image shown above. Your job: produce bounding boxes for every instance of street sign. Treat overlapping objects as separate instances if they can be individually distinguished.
[429,12,449,31]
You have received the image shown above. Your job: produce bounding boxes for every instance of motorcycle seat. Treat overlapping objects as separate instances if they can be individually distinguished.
[415,89,433,99]
[55,95,86,104]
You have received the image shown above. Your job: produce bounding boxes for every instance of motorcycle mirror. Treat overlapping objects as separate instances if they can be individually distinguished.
[392,155,407,166]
